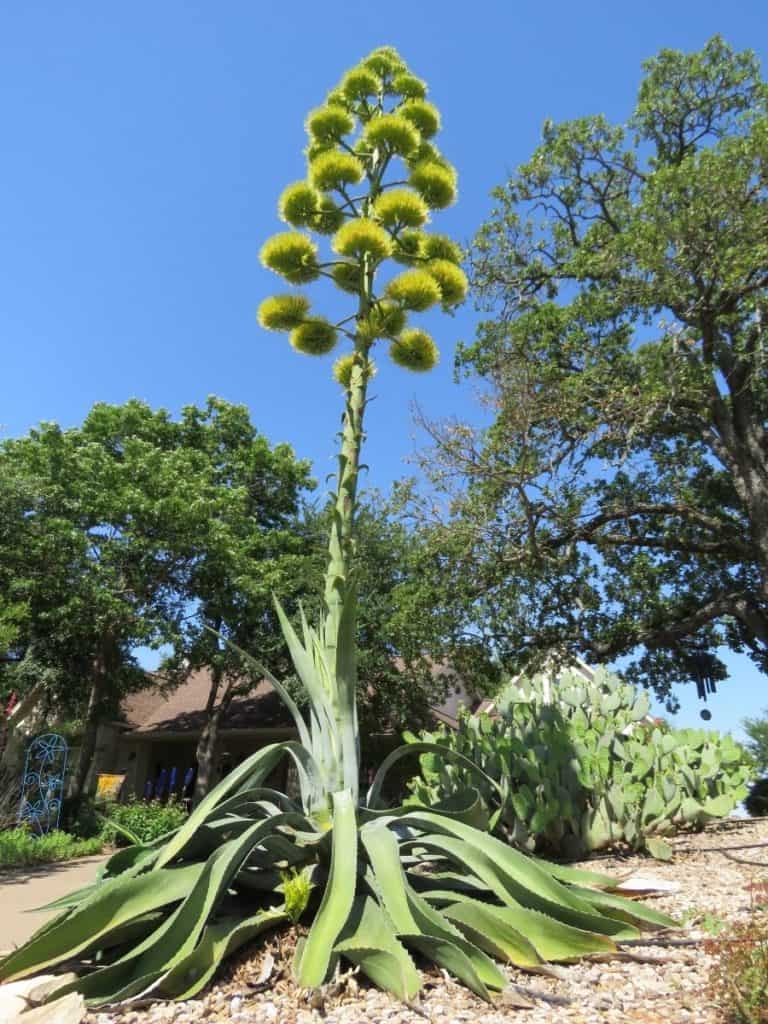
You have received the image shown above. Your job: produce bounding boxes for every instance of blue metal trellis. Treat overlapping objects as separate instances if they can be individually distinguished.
[18,733,69,835]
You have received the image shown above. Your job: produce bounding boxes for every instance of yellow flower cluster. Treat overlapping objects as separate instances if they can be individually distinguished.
[260,233,319,284]
[259,47,464,377]
[385,269,442,311]
[332,219,393,262]
[389,328,439,372]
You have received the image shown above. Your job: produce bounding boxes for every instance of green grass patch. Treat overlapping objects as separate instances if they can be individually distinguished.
[0,827,105,868]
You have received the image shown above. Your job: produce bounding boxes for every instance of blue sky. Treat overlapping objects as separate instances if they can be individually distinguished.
[2,2,766,740]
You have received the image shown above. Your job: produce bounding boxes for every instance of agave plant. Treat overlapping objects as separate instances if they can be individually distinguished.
[0,46,675,1008]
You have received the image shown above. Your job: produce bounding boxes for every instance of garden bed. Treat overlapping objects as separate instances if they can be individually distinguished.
[82,818,768,1024]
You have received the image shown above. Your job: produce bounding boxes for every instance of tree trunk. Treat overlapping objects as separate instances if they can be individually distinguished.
[193,715,220,804]
[192,666,231,805]
[70,660,108,803]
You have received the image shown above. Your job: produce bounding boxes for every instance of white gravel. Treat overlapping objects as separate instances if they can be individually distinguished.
[80,818,768,1024]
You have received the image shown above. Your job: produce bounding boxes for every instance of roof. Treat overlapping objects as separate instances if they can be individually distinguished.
[120,669,293,736]
[119,661,479,738]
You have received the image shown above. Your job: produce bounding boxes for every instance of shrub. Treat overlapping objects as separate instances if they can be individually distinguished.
[707,913,768,1022]
[0,827,103,868]
[101,797,187,846]
[64,795,103,839]
[746,777,768,817]
[407,666,753,858]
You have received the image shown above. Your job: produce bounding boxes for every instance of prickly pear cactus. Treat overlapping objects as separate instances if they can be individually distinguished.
[407,666,753,858]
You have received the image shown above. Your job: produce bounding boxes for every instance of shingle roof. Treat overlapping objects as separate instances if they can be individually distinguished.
[120,669,293,735]
[119,660,478,737]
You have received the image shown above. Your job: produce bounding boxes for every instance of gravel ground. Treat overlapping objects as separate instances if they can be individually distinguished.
[83,819,768,1024]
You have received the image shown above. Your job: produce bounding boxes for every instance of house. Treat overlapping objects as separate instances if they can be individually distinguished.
[87,669,297,799]
[2,657,600,802]
[88,661,482,799]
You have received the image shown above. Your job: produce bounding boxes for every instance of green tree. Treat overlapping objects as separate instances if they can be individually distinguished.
[414,36,768,705]
[158,398,313,802]
[0,398,312,799]
[743,709,768,774]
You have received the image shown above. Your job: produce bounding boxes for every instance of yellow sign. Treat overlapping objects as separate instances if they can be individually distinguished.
[95,773,125,801]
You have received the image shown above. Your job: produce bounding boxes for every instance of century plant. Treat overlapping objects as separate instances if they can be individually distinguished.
[0,49,675,1008]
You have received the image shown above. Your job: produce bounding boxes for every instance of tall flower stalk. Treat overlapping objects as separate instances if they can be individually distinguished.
[0,49,677,1009]
[257,44,465,810]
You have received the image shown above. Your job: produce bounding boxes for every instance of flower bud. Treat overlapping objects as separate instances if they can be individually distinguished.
[305,106,355,146]
[364,114,420,157]
[341,67,382,101]
[409,160,457,209]
[392,72,427,99]
[309,151,365,191]
[424,259,468,307]
[278,182,321,227]
[420,233,463,264]
[400,100,440,139]
[373,189,429,229]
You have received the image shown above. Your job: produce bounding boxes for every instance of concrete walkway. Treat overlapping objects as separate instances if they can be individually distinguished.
[0,855,110,949]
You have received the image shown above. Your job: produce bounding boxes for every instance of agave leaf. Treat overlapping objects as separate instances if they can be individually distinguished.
[360,823,504,998]
[404,889,506,998]
[214,786,303,819]
[154,743,313,870]
[437,895,619,962]
[97,843,161,884]
[294,789,357,988]
[567,885,678,930]
[429,898,542,968]
[32,885,99,913]
[85,911,168,954]
[402,831,636,939]
[361,823,415,930]
[407,868,488,895]
[209,628,314,754]
[67,814,299,1004]
[0,863,205,983]
[402,931,493,1000]
[235,867,284,892]
[156,908,289,1000]
[335,895,421,1000]
[273,597,337,737]
[534,858,628,890]
[398,812,594,914]
[361,792,488,829]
